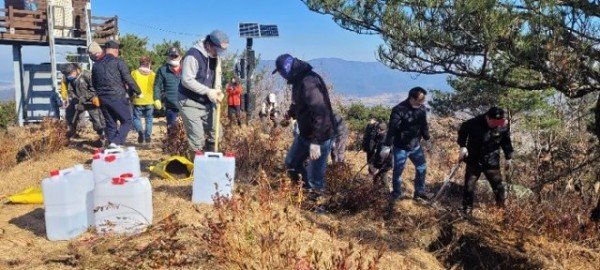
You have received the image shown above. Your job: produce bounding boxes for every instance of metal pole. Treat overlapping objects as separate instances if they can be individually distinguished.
[245,38,253,121]
[12,45,24,126]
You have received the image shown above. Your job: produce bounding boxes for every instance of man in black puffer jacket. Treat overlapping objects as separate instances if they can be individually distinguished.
[383,87,431,202]
[92,40,141,147]
[458,106,514,214]
[276,54,335,198]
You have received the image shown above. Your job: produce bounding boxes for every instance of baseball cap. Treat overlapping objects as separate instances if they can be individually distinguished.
[104,40,120,49]
[487,107,507,127]
[166,47,180,57]
[272,54,295,75]
[207,30,229,50]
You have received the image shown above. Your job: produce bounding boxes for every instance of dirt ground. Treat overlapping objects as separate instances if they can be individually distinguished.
[0,118,598,269]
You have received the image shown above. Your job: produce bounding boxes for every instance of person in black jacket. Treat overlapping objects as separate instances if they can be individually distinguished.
[458,107,514,214]
[91,40,141,147]
[362,118,379,163]
[369,122,393,187]
[276,54,335,197]
[383,87,431,201]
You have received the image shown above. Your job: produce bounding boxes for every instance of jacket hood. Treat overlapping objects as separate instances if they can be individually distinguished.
[137,67,153,76]
[287,59,313,83]
[192,39,210,58]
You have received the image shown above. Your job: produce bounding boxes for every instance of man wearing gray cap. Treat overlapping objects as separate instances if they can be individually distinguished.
[179,30,228,153]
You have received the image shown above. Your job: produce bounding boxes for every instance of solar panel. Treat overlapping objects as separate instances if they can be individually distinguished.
[239,23,260,38]
[259,25,279,37]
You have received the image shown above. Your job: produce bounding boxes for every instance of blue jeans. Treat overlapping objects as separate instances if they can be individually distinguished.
[133,105,154,140]
[391,146,427,199]
[99,96,133,145]
[285,136,333,191]
[166,107,179,128]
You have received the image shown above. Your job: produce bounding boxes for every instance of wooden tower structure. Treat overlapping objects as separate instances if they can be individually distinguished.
[1,0,118,125]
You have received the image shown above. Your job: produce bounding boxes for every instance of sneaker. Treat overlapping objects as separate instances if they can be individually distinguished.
[145,137,152,144]
[414,192,433,201]
[137,133,144,144]
[462,206,473,216]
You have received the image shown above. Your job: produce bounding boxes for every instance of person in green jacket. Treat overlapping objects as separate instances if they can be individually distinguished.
[154,47,182,128]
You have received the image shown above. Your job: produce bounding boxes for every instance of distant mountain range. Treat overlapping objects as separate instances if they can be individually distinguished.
[258,58,451,97]
[0,58,453,102]
[0,81,14,101]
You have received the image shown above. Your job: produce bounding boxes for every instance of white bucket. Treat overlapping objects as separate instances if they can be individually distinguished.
[94,176,153,235]
[192,152,236,204]
[42,164,94,241]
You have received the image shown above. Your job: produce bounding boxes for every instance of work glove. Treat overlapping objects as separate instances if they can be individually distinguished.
[153,100,163,110]
[207,89,224,103]
[379,146,391,160]
[75,103,85,111]
[137,93,144,99]
[505,159,513,171]
[91,96,100,107]
[421,140,432,150]
[309,144,321,161]
[459,147,468,160]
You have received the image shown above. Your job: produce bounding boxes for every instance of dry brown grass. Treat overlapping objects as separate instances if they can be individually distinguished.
[1,117,600,270]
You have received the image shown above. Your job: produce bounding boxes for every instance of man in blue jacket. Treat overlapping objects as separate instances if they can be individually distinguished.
[383,87,431,202]
[276,54,335,201]
[91,40,141,147]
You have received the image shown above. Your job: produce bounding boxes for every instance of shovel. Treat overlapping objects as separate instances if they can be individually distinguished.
[214,103,222,152]
[432,161,462,202]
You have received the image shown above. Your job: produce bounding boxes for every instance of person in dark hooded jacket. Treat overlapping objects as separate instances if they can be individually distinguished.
[275,54,335,199]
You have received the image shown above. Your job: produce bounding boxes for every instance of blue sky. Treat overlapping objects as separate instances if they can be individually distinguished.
[0,0,383,78]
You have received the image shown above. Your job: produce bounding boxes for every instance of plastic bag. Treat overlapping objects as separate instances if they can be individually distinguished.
[149,156,193,181]
[8,187,43,204]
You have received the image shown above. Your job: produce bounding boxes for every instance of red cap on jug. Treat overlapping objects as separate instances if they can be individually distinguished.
[50,170,60,177]
[93,154,100,160]
[121,173,133,178]
[104,155,116,162]
[112,177,124,185]
[195,150,204,156]
[225,152,236,158]
[94,148,101,154]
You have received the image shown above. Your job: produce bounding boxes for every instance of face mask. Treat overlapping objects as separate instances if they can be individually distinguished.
[168,60,180,67]
[216,47,226,56]
[66,76,76,82]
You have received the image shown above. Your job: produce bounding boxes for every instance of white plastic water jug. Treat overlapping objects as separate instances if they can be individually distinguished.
[193,152,236,204]
[42,164,94,241]
[94,176,153,235]
[91,147,141,183]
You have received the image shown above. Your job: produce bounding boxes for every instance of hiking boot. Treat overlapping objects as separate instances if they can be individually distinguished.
[137,132,144,144]
[414,192,433,201]
[145,137,152,144]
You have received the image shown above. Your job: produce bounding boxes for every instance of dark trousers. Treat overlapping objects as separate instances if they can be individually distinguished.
[228,105,242,126]
[463,164,506,209]
[99,96,133,145]
[166,107,179,128]
[65,101,105,135]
